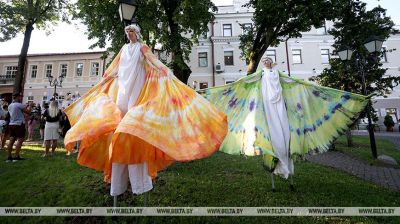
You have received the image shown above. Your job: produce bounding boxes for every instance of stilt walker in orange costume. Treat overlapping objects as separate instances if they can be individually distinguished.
[64,25,227,197]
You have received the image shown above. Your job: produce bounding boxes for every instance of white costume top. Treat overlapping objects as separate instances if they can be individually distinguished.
[111,42,153,196]
[261,68,294,179]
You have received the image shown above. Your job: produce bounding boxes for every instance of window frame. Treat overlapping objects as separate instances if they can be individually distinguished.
[75,63,84,77]
[45,64,53,78]
[266,49,277,63]
[90,62,100,76]
[224,51,234,66]
[198,52,208,67]
[5,66,18,79]
[30,65,38,79]
[321,49,330,64]
[292,49,303,64]
[60,64,68,77]
[223,24,232,37]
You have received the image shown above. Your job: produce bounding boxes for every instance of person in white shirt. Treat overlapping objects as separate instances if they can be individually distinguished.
[6,93,31,162]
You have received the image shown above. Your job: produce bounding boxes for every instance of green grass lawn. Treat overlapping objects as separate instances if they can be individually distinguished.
[0,140,399,224]
[335,135,400,167]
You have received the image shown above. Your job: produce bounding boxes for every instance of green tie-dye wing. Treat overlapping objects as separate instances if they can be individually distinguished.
[198,70,274,158]
[199,70,369,170]
[279,73,368,158]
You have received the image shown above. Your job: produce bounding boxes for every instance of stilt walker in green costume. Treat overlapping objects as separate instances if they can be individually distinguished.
[199,56,369,191]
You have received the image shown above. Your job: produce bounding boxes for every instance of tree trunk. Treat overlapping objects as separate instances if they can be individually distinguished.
[162,0,191,84]
[14,22,34,94]
[246,41,268,75]
[247,57,258,75]
[346,128,353,147]
[171,57,191,84]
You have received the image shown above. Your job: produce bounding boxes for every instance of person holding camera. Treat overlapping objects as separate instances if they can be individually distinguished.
[6,93,32,162]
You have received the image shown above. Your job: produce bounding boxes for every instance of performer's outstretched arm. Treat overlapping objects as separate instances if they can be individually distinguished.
[140,44,169,75]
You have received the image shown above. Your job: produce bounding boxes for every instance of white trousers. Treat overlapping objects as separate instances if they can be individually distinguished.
[110,162,153,196]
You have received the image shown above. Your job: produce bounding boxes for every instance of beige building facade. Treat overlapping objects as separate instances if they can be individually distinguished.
[0,51,107,107]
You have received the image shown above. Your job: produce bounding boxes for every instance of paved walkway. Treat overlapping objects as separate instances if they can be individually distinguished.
[307,131,400,192]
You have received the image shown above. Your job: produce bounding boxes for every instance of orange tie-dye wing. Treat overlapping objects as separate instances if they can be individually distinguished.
[64,44,227,182]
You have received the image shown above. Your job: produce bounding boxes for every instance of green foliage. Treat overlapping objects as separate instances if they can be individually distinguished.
[239,0,331,73]
[0,0,72,42]
[313,0,400,97]
[383,114,395,127]
[73,0,216,83]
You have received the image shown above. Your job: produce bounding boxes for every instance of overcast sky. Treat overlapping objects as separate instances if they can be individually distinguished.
[0,0,398,55]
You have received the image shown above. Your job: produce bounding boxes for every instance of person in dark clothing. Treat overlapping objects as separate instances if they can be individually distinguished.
[42,100,62,157]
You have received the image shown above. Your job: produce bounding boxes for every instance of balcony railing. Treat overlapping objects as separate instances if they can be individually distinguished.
[0,74,16,85]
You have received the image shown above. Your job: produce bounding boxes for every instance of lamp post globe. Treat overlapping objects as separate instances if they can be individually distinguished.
[337,46,354,61]
[364,35,384,53]
[119,0,138,26]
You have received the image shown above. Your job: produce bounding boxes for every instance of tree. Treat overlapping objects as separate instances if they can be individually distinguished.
[0,0,72,94]
[73,0,216,84]
[311,0,400,146]
[239,0,331,74]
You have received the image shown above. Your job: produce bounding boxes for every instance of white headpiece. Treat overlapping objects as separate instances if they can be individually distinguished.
[261,56,273,63]
[125,24,143,42]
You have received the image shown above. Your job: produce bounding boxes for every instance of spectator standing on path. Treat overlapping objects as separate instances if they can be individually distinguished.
[42,100,62,157]
[6,93,32,162]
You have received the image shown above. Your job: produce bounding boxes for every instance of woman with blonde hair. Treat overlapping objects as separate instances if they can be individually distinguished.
[42,100,62,157]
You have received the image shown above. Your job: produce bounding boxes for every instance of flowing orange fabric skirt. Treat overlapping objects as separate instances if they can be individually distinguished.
[64,45,227,182]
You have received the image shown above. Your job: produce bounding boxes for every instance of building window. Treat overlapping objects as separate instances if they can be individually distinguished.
[292,49,302,64]
[224,51,234,66]
[5,66,18,79]
[60,64,68,77]
[223,24,232,37]
[321,49,330,64]
[225,80,235,84]
[76,63,83,77]
[45,64,52,78]
[30,65,37,78]
[266,49,277,63]
[242,23,252,34]
[198,52,208,67]
[199,82,208,89]
[381,47,388,62]
[91,62,100,76]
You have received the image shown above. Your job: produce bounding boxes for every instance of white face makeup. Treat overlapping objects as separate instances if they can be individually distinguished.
[126,29,138,43]
[263,59,273,69]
